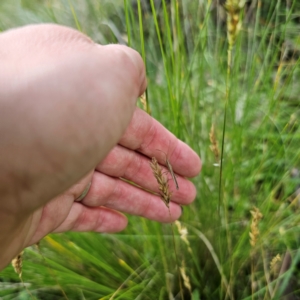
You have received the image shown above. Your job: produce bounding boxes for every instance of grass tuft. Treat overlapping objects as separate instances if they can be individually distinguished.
[1,1,300,299]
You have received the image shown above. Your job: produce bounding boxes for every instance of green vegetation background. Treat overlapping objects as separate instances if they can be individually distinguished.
[1,0,300,299]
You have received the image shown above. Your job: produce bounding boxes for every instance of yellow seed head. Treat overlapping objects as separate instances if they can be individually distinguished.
[179,260,192,294]
[224,0,245,47]
[175,220,193,255]
[139,93,147,112]
[11,251,24,279]
[249,207,263,247]
[270,254,282,276]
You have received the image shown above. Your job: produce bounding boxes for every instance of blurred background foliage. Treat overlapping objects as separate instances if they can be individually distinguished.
[1,0,300,299]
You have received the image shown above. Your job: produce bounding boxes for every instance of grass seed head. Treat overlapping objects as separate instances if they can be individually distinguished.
[270,254,282,276]
[179,260,192,295]
[224,0,246,48]
[249,206,263,247]
[11,251,24,279]
[139,92,147,112]
[175,221,193,255]
[209,124,220,162]
[150,157,172,208]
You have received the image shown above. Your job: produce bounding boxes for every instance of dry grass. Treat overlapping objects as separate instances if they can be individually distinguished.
[149,156,184,300]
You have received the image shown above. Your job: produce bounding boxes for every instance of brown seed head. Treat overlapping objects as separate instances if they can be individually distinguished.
[209,124,220,162]
[150,157,172,207]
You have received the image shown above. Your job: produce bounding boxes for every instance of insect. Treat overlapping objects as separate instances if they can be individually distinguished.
[156,149,179,190]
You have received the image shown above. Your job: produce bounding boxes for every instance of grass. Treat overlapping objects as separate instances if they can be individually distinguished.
[1,0,300,299]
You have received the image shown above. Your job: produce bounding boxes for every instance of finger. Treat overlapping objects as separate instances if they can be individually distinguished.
[118,107,201,177]
[81,171,183,222]
[27,195,127,245]
[26,171,94,244]
[52,204,128,233]
[96,145,196,198]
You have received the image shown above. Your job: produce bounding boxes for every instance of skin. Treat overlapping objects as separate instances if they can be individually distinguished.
[0,24,202,270]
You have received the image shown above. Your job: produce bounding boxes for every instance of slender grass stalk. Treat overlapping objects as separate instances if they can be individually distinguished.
[149,0,175,117]
[219,0,245,214]
[170,223,184,300]
[187,224,233,300]
[67,0,82,32]
[249,207,263,299]
[123,0,131,47]
[136,0,151,114]
[172,0,183,133]
[108,262,146,300]
[220,1,246,299]
[155,227,173,299]
[11,251,37,300]
[150,157,184,300]
[161,0,175,71]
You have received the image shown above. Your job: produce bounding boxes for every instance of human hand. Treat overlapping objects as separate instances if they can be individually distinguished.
[0,24,201,269]
[28,106,201,242]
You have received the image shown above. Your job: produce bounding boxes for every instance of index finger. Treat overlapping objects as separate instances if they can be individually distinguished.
[118,107,201,178]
